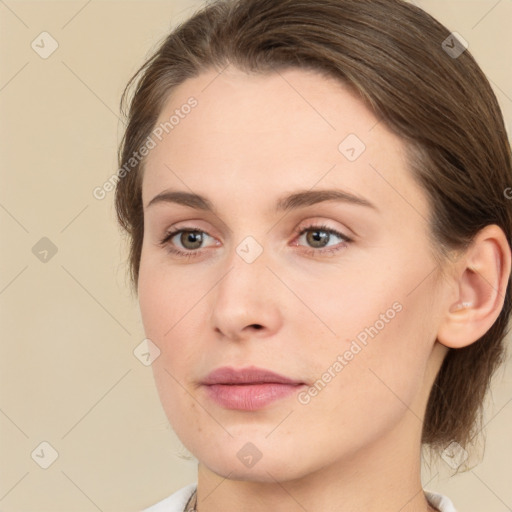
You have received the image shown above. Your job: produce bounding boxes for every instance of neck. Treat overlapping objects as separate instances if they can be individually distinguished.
[195,414,434,512]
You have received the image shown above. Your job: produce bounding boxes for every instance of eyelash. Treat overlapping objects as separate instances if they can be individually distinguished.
[158,223,352,259]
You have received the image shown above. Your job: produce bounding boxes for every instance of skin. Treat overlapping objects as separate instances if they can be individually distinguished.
[137,67,510,512]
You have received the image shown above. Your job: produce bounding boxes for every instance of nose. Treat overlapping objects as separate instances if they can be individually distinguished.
[210,243,284,342]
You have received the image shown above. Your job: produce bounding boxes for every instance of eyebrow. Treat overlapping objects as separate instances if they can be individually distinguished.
[145,188,377,213]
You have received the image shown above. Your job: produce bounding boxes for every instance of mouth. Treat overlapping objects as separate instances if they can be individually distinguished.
[201,366,307,411]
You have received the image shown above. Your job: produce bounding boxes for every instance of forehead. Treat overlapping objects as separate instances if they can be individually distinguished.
[141,67,426,219]
[148,67,382,158]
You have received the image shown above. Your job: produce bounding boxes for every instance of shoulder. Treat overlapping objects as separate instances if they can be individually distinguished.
[142,483,197,512]
[425,490,457,512]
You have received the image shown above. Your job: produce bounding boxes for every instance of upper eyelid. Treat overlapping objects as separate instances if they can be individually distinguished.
[163,223,350,247]
[164,223,347,237]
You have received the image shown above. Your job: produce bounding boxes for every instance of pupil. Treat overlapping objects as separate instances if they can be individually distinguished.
[182,231,202,249]
[308,230,328,248]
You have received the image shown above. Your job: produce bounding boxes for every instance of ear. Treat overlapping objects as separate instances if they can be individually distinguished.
[437,224,511,349]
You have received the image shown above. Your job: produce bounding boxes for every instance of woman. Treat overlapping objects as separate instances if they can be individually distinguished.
[115,0,512,510]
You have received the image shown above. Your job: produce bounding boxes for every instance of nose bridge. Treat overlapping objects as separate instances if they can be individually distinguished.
[210,232,283,338]
[217,233,270,309]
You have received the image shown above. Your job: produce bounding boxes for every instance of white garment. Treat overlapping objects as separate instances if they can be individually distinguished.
[142,483,457,511]
[425,490,458,512]
[142,483,197,512]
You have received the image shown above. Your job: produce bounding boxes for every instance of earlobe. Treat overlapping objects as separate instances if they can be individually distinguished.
[437,225,511,349]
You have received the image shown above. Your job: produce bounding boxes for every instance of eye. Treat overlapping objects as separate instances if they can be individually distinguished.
[158,228,217,258]
[294,223,352,255]
[158,223,352,259]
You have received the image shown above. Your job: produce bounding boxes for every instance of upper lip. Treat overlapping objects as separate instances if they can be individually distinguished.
[202,366,304,386]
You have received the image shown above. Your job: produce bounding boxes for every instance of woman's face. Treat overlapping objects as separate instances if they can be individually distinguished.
[138,67,448,481]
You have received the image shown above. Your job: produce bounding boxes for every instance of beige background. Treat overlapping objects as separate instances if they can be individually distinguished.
[0,1,511,511]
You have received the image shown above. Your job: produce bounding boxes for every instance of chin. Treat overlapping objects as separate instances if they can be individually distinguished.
[199,452,311,483]
[184,431,320,483]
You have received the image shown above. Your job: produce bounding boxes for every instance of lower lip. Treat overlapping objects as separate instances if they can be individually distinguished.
[203,383,305,411]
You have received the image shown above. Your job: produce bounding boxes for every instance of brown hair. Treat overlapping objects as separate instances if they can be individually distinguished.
[115,0,512,452]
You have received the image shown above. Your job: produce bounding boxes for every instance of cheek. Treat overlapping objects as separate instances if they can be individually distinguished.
[138,253,165,336]
[139,274,200,434]
[138,256,209,403]
[298,260,437,413]
[292,304,432,458]
[138,254,200,340]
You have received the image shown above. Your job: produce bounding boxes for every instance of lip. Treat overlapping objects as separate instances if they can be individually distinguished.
[202,366,304,386]
[201,366,306,411]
